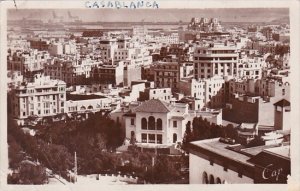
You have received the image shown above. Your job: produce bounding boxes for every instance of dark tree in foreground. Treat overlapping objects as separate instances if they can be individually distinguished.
[7,163,47,184]
[182,117,239,151]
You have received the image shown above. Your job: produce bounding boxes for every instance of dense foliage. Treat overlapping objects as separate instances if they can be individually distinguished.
[8,112,187,184]
[182,117,238,150]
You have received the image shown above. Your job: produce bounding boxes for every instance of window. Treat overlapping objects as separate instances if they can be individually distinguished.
[216,177,222,184]
[141,118,147,129]
[148,116,155,130]
[157,134,162,144]
[148,134,155,143]
[173,133,177,143]
[209,175,215,184]
[173,121,177,128]
[142,133,147,143]
[202,172,209,184]
[157,118,162,130]
[131,118,135,125]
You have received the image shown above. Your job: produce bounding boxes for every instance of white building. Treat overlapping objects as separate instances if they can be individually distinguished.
[193,44,238,79]
[66,95,112,114]
[179,76,225,109]
[189,138,290,184]
[9,74,66,124]
[8,49,50,73]
[139,87,173,103]
[123,99,193,145]
[237,55,266,79]
[48,43,63,56]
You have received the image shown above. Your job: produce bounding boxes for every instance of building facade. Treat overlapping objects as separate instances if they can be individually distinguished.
[189,138,290,184]
[193,44,238,79]
[124,99,192,145]
[9,74,66,123]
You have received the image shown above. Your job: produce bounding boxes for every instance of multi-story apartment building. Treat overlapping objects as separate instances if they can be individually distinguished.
[154,62,190,92]
[227,77,290,99]
[193,44,238,80]
[237,55,266,79]
[48,43,64,56]
[7,71,24,90]
[179,76,225,109]
[138,87,173,102]
[160,44,193,62]
[44,57,100,85]
[91,62,125,86]
[188,17,223,32]
[7,49,50,74]
[99,38,118,62]
[29,39,50,51]
[147,33,179,45]
[9,74,66,124]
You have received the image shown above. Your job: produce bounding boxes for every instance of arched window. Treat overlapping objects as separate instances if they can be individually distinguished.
[148,116,155,130]
[173,133,177,143]
[80,106,86,110]
[209,175,215,184]
[216,177,221,184]
[87,105,93,110]
[202,172,209,184]
[157,118,162,130]
[141,118,147,130]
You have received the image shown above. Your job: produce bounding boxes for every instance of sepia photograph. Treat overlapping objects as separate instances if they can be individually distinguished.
[0,0,299,190]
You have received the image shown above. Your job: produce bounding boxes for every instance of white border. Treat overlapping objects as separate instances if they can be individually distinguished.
[0,1,299,191]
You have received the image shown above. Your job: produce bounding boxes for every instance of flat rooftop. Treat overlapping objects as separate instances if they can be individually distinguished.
[241,144,282,157]
[67,93,107,101]
[264,145,290,159]
[190,138,290,166]
[190,138,253,165]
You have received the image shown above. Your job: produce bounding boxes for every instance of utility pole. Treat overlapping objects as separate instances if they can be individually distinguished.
[74,151,77,183]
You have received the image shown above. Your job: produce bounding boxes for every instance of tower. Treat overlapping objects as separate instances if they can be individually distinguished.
[273,99,291,131]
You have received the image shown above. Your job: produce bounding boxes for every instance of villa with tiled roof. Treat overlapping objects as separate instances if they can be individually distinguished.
[124,99,193,145]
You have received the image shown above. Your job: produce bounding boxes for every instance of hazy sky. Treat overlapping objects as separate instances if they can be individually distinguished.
[8,8,289,23]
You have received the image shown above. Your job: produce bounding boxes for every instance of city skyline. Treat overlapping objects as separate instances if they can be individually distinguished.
[3,1,296,187]
[8,8,289,23]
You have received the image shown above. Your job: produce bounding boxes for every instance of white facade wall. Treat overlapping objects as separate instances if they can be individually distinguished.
[48,43,63,56]
[135,112,168,144]
[123,83,146,103]
[66,98,112,113]
[10,75,66,120]
[189,153,254,184]
[193,46,238,79]
[125,108,190,145]
[148,88,172,102]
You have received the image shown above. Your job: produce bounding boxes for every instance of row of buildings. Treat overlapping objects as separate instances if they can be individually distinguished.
[7,16,291,184]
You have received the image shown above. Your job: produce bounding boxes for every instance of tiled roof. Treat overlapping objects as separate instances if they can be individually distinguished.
[135,99,171,113]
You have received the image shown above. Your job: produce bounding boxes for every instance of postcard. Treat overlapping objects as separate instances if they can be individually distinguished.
[0,0,299,191]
